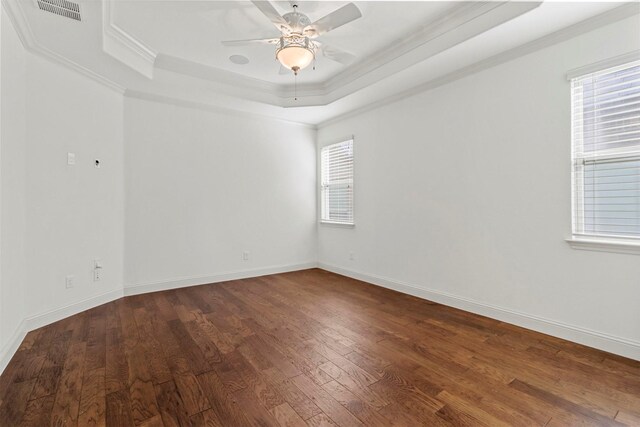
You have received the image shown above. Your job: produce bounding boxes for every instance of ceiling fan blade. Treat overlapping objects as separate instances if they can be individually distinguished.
[251,1,289,31]
[221,38,280,47]
[320,44,356,65]
[304,3,361,37]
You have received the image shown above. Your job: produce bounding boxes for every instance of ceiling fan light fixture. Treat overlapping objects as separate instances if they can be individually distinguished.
[276,36,316,74]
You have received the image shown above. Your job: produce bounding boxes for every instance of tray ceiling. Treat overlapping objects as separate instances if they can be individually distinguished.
[2,0,638,125]
[111,1,457,85]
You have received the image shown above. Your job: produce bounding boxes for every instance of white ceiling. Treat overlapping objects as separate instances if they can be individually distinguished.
[112,1,456,84]
[3,0,639,126]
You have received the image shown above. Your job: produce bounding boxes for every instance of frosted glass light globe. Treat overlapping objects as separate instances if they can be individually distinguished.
[277,46,314,71]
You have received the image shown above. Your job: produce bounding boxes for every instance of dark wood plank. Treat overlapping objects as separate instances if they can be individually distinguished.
[305,412,338,427]
[190,408,224,427]
[509,379,626,426]
[50,341,86,426]
[154,380,193,427]
[20,394,55,427]
[225,349,285,410]
[0,378,36,425]
[78,367,106,427]
[105,389,135,427]
[196,370,253,426]
[132,305,173,385]
[290,373,363,426]
[1,268,639,426]
[105,327,128,395]
[321,379,389,425]
[29,329,72,400]
[269,402,307,427]
[262,368,323,421]
[126,343,160,424]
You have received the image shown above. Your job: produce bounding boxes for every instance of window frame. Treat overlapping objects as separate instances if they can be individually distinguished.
[567,52,640,254]
[319,137,355,227]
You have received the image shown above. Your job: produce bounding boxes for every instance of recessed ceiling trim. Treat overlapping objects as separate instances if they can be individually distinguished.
[124,89,317,130]
[317,3,640,129]
[102,0,157,79]
[5,0,639,126]
[278,1,543,107]
[566,49,640,80]
[15,0,633,127]
[2,0,125,93]
[319,1,506,93]
[144,1,543,108]
[154,54,286,102]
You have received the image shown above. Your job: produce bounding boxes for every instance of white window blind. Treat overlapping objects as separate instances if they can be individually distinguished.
[321,140,354,224]
[571,59,640,240]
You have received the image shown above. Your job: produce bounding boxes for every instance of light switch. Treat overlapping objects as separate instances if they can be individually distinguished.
[67,152,76,165]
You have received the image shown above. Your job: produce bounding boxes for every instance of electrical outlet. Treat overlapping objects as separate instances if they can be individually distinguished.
[65,275,75,289]
[67,152,76,165]
[349,251,355,261]
[242,251,250,261]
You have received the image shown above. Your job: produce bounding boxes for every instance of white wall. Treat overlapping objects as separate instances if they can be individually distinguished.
[0,21,317,371]
[1,12,28,368]
[1,5,639,374]
[23,54,125,320]
[1,13,125,372]
[318,16,640,359]
[123,98,317,291]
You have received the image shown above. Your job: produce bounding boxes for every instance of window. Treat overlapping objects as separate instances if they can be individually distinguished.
[321,139,354,224]
[571,59,640,243]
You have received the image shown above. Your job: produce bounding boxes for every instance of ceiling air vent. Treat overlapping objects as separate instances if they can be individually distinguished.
[36,0,81,21]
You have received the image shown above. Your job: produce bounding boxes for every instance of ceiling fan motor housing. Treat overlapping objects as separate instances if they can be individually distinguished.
[222,1,362,76]
[282,11,311,33]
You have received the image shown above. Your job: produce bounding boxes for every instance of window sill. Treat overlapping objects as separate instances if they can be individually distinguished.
[320,221,355,228]
[566,236,640,255]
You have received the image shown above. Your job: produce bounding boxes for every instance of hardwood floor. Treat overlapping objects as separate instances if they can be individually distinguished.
[1,268,639,426]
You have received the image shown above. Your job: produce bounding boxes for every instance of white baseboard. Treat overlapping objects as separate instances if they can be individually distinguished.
[318,263,640,361]
[4,260,635,376]
[24,289,124,332]
[1,289,124,375]
[0,262,319,376]
[123,262,318,296]
[0,319,28,376]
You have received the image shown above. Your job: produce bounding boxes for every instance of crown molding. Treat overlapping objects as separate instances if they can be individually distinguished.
[4,0,638,124]
[321,2,516,93]
[276,2,509,98]
[143,1,543,108]
[317,2,640,129]
[154,54,285,99]
[154,54,331,107]
[279,1,543,107]
[124,89,318,130]
[566,49,640,80]
[2,0,125,94]
[102,0,156,79]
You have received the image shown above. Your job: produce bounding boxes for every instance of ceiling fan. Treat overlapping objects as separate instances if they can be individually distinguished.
[222,1,362,76]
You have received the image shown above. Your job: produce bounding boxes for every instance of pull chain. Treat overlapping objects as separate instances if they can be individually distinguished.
[291,66,300,101]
